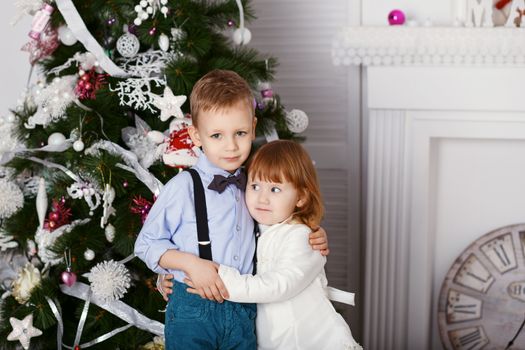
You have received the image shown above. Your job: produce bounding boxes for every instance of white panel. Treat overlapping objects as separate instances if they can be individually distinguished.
[0,5,32,114]
[365,109,409,350]
[368,67,525,112]
[249,0,350,145]
[430,138,525,349]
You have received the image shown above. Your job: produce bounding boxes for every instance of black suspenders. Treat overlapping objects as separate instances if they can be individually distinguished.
[186,168,213,261]
[185,168,259,274]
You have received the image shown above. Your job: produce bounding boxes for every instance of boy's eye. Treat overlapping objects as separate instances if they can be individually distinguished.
[236,131,247,136]
[271,187,281,193]
[251,184,260,191]
[210,133,221,139]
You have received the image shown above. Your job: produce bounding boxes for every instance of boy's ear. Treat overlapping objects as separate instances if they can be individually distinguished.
[188,125,202,147]
[251,117,258,140]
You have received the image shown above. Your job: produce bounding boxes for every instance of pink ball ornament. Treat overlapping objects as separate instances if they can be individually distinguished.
[388,9,406,25]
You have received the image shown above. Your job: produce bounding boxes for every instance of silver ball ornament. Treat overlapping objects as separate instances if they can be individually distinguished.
[233,27,252,45]
[47,132,67,146]
[84,249,95,261]
[285,109,309,133]
[73,140,85,152]
[58,25,78,46]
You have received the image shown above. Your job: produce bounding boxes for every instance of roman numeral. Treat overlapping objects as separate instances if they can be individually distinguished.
[458,328,482,349]
[494,243,511,266]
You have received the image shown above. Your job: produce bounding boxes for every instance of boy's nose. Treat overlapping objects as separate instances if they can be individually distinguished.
[225,136,239,151]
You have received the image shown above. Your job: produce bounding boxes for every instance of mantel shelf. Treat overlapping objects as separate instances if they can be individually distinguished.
[332,26,525,67]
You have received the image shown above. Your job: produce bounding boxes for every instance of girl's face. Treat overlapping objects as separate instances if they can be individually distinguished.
[245,176,304,225]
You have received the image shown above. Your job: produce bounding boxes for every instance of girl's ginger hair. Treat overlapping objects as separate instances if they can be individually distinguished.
[247,140,324,229]
[190,69,254,127]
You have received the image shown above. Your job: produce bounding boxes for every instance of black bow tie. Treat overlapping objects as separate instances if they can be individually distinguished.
[208,172,247,193]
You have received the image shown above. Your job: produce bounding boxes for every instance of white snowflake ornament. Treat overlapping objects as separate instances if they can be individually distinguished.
[7,314,42,350]
[151,86,187,121]
[85,260,131,302]
[0,179,24,219]
[116,26,140,58]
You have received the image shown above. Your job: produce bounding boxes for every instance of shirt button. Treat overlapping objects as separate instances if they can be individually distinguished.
[234,255,239,261]
[236,196,240,202]
[236,225,241,231]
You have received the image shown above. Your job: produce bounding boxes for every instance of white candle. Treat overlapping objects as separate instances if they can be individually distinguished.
[454,0,467,23]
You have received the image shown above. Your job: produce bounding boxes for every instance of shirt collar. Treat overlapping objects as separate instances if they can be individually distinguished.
[193,148,242,179]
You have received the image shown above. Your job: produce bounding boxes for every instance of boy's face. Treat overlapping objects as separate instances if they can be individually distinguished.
[188,102,256,173]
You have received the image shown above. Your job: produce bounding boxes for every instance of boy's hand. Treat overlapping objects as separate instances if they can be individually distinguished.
[184,257,229,302]
[157,274,174,301]
[309,226,330,256]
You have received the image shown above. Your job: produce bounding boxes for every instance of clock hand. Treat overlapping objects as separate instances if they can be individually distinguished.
[505,312,525,350]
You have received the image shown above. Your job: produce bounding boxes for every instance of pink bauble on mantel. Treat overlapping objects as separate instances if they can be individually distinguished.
[388,9,406,25]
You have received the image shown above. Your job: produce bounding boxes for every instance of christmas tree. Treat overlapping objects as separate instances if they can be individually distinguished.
[0,0,310,349]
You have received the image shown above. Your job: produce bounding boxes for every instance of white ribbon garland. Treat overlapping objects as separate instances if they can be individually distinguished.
[55,0,129,77]
[60,282,164,336]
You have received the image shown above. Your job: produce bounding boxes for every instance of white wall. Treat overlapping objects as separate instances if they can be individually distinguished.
[0,4,32,115]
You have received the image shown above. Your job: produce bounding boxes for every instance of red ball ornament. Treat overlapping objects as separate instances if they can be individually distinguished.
[74,346,81,350]
[49,211,60,221]
[48,220,56,229]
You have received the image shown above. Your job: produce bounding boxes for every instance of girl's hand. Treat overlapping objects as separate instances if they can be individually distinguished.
[157,274,174,301]
[184,278,230,301]
[184,257,229,302]
[309,227,330,256]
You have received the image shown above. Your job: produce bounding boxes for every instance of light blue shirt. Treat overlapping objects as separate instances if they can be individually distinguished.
[134,151,255,283]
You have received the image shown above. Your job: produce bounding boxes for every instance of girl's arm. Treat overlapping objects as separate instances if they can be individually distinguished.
[215,226,326,304]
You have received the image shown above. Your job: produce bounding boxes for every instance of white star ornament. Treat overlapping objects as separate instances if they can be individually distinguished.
[151,86,187,122]
[7,314,43,350]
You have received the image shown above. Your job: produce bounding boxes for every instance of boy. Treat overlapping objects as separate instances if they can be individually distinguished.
[134,70,328,350]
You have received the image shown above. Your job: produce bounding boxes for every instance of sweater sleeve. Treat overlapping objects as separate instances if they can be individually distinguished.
[219,225,326,303]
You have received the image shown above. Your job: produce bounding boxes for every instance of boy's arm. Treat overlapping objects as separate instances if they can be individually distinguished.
[159,250,229,302]
[309,226,330,256]
[187,226,325,304]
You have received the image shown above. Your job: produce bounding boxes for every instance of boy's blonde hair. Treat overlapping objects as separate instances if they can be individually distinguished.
[247,140,324,229]
[190,69,255,127]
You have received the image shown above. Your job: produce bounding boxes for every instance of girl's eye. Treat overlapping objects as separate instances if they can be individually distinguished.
[210,133,221,139]
[271,187,281,193]
[251,184,260,191]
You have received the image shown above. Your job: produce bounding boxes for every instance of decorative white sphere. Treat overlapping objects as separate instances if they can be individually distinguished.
[233,27,252,45]
[140,0,148,7]
[47,132,67,146]
[84,248,95,261]
[134,18,142,26]
[158,33,170,52]
[73,139,85,152]
[116,32,140,58]
[58,25,78,46]
[105,224,115,242]
[285,109,309,133]
[147,130,166,144]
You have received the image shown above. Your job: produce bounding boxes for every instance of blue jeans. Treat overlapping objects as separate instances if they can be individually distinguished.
[165,280,257,350]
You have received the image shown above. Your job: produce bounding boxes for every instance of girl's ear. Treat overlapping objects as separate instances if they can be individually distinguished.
[297,193,307,208]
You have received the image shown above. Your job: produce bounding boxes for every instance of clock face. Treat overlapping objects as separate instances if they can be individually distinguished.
[438,224,525,350]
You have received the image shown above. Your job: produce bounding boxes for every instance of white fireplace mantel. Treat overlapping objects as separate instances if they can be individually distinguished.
[332,27,525,67]
[336,27,525,350]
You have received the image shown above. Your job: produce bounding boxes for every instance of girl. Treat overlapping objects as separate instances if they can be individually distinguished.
[186,140,361,350]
